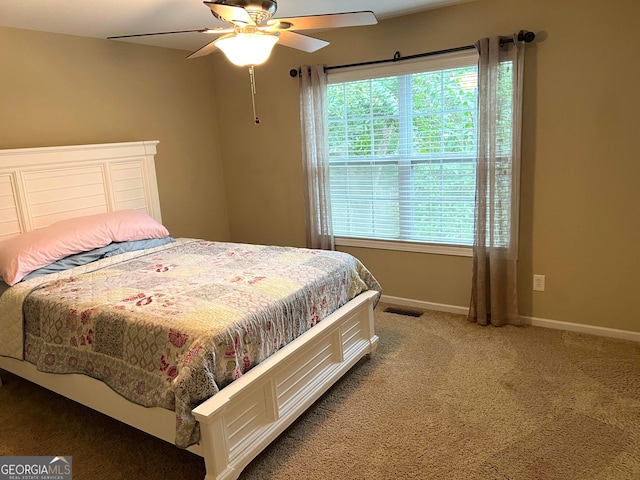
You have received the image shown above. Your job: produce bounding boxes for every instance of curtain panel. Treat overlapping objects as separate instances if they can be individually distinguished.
[299,65,334,250]
[469,35,525,327]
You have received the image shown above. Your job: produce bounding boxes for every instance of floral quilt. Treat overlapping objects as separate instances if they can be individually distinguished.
[19,239,381,447]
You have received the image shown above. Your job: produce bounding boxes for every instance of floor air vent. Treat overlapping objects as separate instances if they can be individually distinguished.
[383,307,423,317]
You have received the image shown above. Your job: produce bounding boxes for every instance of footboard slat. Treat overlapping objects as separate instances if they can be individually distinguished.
[277,338,337,407]
[193,290,379,480]
[227,401,268,446]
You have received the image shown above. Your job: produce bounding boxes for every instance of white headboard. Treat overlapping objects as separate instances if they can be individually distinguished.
[0,141,162,241]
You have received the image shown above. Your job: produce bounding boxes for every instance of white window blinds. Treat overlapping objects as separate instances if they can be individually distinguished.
[327,51,479,247]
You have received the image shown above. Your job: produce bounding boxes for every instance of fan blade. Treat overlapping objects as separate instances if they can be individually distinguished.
[277,31,329,53]
[187,39,221,59]
[108,29,209,40]
[272,11,377,31]
[204,1,255,26]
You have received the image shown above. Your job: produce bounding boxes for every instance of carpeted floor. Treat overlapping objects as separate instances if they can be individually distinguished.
[1,304,639,479]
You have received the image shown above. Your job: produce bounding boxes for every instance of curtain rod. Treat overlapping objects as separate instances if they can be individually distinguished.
[289,30,535,78]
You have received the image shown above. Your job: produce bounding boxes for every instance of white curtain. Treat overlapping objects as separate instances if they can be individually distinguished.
[299,64,334,250]
[468,35,525,326]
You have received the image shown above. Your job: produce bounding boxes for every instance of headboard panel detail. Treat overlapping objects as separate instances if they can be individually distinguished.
[111,161,150,213]
[0,174,22,241]
[23,164,109,229]
[0,141,161,241]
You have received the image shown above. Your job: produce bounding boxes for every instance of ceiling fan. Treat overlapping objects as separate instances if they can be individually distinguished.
[109,1,377,124]
[108,0,378,66]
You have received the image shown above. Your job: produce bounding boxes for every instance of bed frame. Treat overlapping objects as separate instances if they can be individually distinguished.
[0,141,379,480]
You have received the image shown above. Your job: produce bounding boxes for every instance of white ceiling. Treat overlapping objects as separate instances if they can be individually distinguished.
[0,0,470,53]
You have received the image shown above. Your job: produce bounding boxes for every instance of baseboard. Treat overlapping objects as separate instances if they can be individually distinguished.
[379,295,640,343]
[379,295,469,316]
[520,316,640,343]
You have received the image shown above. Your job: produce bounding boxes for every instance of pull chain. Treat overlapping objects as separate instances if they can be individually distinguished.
[249,66,260,125]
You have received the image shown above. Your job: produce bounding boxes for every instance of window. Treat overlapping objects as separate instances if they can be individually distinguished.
[327,51,479,254]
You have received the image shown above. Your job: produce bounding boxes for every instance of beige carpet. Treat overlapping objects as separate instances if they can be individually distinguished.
[1,304,639,479]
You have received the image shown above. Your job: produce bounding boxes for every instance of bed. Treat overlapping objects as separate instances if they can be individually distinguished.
[0,140,380,480]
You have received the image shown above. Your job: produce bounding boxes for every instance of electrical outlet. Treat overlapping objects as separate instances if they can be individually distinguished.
[533,274,545,292]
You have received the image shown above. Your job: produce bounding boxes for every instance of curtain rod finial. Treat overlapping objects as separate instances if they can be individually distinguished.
[290,69,299,78]
[518,30,536,43]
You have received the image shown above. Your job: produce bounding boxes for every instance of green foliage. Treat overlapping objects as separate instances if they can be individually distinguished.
[328,65,481,245]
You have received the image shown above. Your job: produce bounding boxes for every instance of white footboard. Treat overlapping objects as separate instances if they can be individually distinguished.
[192,290,379,480]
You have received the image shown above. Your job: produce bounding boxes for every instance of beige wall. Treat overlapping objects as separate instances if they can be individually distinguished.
[2,0,639,333]
[213,0,640,332]
[0,27,230,241]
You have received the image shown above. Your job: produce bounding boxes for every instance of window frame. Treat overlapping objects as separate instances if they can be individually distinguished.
[327,50,479,257]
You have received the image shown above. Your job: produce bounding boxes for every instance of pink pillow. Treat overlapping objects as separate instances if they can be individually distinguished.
[0,210,169,286]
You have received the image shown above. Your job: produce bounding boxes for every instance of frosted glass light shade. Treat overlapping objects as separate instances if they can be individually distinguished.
[216,33,279,66]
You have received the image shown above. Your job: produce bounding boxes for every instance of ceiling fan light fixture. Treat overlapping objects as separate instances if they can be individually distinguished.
[215,32,279,66]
